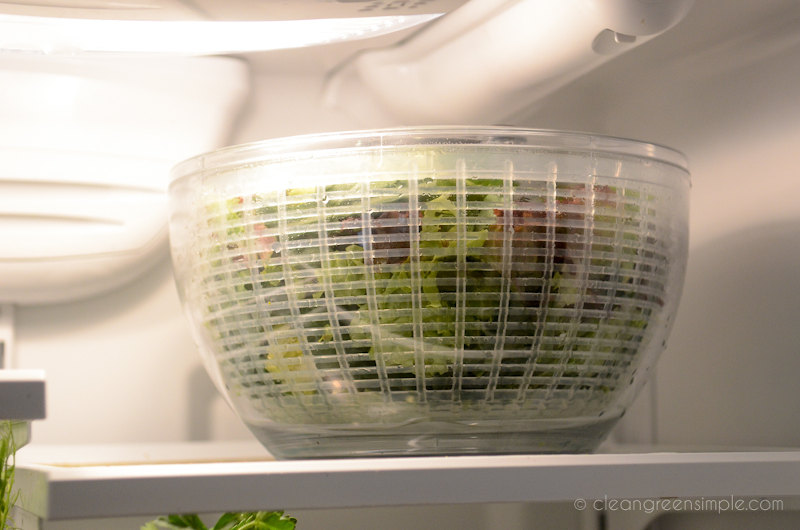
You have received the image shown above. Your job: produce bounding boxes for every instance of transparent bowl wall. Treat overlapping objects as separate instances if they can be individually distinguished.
[169,127,690,459]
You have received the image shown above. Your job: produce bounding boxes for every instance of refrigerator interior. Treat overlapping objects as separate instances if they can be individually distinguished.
[4,0,800,528]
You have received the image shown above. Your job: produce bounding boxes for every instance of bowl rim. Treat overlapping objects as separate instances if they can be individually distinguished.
[171,126,690,187]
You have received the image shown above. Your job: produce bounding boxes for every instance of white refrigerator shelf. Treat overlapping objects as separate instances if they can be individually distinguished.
[13,441,800,521]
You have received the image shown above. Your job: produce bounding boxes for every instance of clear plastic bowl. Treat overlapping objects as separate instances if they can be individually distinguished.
[169,127,690,459]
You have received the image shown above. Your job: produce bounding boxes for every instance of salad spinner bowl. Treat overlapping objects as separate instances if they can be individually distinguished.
[169,127,690,459]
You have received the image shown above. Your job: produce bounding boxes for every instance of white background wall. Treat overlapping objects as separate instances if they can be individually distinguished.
[518,0,800,449]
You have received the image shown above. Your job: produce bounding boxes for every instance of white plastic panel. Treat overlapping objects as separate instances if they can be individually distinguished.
[188,0,469,21]
[0,0,449,55]
[0,53,249,304]
[0,0,466,20]
[0,369,45,420]
[0,304,13,368]
[0,0,200,21]
[0,13,442,55]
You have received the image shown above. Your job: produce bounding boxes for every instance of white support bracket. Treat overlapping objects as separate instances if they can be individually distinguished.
[0,303,14,369]
[0,369,46,422]
[325,0,694,127]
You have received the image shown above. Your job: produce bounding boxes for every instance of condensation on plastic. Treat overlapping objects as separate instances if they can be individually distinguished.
[169,127,690,458]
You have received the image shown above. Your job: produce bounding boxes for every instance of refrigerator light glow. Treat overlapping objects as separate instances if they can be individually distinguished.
[0,13,440,55]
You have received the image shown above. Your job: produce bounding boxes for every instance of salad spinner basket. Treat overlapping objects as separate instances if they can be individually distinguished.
[169,127,690,459]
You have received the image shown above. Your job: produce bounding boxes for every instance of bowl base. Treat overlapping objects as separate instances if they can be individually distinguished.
[245,415,620,459]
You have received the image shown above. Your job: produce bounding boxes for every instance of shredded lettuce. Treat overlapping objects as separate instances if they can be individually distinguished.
[194,171,664,419]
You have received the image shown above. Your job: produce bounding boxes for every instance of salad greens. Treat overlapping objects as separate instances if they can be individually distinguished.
[142,511,296,530]
[194,167,665,419]
[1,421,19,530]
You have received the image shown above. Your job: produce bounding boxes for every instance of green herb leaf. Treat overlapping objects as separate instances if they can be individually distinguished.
[142,511,296,530]
[140,514,208,529]
[1,421,19,530]
[211,512,239,529]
